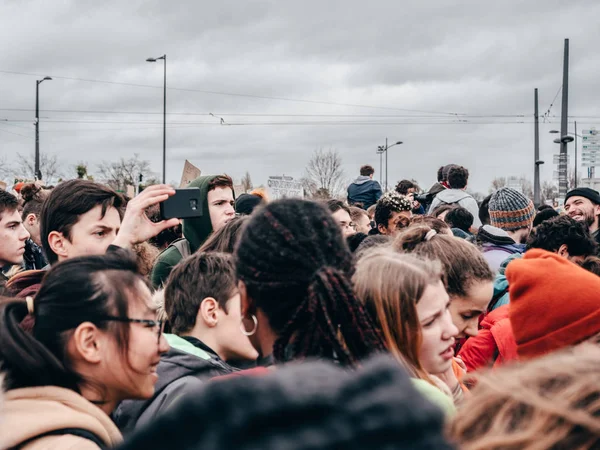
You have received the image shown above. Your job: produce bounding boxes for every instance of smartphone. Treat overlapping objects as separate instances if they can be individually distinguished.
[160,188,203,220]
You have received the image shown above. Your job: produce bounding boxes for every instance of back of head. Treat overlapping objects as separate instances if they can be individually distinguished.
[488,187,535,232]
[410,215,451,235]
[450,344,600,450]
[165,252,236,335]
[20,183,50,220]
[235,199,385,366]
[447,166,468,190]
[437,166,445,183]
[444,207,474,233]
[117,355,452,450]
[395,180,416,195]
[235,193,264,216]
[0,248,141,391]
[360,165,375,177]
[354,234,392,260]
[478,194,492,226]
[346,232,368,253]
[353,248,442,381]
[431,204,456,220]
[532,207,559,227]
[394,225,493,297]
[441,164,458,183]
[40,179,124,265]
[579,255,600,277]
[527,215,597,256]
[505,249,600,359]
[199,215,250,254]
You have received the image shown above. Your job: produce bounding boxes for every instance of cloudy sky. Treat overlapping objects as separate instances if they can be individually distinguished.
[1,0,599,194]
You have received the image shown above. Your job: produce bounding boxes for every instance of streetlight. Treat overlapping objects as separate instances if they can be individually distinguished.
[378,139,403,191]
[146,54,167,184]
[35,76,52,181]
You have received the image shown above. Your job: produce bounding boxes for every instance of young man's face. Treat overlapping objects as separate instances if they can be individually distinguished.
[50,205,121,262]
[208,187,235,232]
[0,209,30,267]
[564,196,600,231]
[332,208,355,237]
[378,210,410,237]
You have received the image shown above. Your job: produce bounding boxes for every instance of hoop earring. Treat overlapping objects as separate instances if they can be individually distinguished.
[241,314,258,336]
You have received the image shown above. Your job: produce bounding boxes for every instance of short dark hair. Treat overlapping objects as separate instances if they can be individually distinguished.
[346,232,368,253]
[395,180,416,195]
[537,204,554,211]
[578,256,600,277]
[444,207,474,233]
[479,194,492,226]
[410,216,452,235]
[437,166,445,182]
[447,166,469,190]
[165,252,237,335]
[360,165,375,177]
[0,190,19,221]
[208,175,234,193]
[40,180,124,265]
[526,216,597,257]
[533,208,559,227]
[326,199,351,216]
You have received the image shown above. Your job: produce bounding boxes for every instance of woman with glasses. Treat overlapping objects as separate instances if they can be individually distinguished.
[0,248,168,449]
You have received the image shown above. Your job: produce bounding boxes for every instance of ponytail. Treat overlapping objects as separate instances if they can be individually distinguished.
[0,298,79,391]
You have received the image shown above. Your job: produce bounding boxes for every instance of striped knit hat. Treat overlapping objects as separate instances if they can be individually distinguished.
[489,187,535,231]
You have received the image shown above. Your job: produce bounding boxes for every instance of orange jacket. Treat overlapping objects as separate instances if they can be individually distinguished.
[458,305,519,372]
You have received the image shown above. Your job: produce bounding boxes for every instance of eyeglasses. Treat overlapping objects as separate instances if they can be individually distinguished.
[339,221,355,230]
[98,316,165,344]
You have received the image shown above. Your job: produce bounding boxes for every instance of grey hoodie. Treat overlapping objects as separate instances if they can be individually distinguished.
[428,189,482,229]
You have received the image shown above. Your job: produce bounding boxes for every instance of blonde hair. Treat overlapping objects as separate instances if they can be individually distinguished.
[352,248,442,385]
[449,343,600,449]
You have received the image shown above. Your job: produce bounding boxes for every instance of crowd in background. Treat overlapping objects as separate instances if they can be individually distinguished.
[0,161,599,449]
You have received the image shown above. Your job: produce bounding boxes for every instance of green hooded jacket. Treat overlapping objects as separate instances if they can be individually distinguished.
[150,175,219,289]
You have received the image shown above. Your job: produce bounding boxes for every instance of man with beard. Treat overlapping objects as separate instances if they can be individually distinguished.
[564,187,600,244]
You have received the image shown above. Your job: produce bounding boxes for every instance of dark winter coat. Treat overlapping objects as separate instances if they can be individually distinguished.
[347,176,383,209]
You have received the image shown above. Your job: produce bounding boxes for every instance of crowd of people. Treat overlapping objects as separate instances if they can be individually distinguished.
[0,162,599,449]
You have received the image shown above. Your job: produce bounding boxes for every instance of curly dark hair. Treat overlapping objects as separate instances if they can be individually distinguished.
[447,166,469,190]
[526,216,597,257]
[395,180,417,195]
[360,165,375,177]
[444,207,474,233]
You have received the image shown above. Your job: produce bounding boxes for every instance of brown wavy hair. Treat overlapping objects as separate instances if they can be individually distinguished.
[449,343,600,450]
[353,248,442,385]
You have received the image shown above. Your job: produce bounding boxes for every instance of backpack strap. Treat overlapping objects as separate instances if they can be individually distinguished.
[13,428,106,449]
[169,238,191,259]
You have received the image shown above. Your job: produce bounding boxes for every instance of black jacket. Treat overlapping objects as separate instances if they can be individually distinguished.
[113,335,235,436]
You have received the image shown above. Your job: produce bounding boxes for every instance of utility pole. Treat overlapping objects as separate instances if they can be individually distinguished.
[534,88,541,208]
[574,120,578,188]
[385,137,388,192]
[558,38,570,198]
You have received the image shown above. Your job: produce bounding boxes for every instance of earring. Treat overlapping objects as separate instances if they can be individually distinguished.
[241,314,258,336]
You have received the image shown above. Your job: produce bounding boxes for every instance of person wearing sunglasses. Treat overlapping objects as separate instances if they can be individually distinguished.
[0,248,168,449]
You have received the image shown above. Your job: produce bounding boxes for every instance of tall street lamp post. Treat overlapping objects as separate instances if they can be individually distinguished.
[35,76,52,181]
[146,54,167,184]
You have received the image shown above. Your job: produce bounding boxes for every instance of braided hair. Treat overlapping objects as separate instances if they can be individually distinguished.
[235,199,386,367]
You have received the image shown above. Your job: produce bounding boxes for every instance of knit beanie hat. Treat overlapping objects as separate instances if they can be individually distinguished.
[116,355,453,450]
[235,193,263,215]
[489,187,535,231]
[506,249,600,359]
[564,187,600,205]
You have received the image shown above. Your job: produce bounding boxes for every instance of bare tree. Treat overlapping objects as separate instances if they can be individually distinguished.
[303,148,345,198]
[541,181,558,205]
[567,169,582,191]
[241,171,253,193]
[0,155,12,182]
[15,152,64,184]
[519,177,534,200]
[489,177,507,193]
[97,154,156,192]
